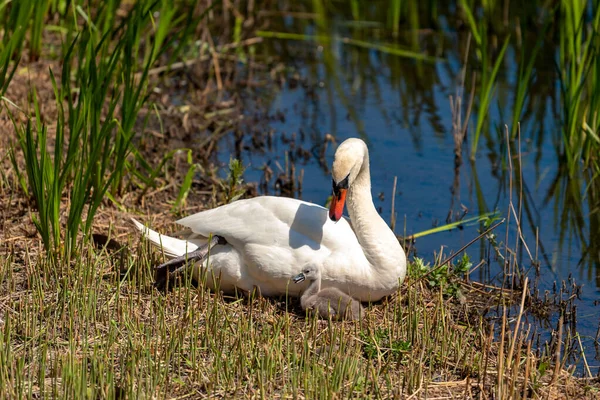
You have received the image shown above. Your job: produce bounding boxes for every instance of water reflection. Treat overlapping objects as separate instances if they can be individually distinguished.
[251,0,599,277]
[216,0,600,370]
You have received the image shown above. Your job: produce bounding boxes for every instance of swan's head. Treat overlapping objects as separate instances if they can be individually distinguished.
[329,138,368,222]
[292,265,321,284]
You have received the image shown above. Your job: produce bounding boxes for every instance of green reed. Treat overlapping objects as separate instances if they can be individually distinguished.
[11,0,200,261]
[0,0,30,96]
[558,0,600,177]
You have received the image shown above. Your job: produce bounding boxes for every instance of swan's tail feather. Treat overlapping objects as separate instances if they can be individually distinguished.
[131,218,199,258]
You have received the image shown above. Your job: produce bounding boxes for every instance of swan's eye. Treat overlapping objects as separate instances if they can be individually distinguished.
[304,270,310,274]
[332,174,349,196]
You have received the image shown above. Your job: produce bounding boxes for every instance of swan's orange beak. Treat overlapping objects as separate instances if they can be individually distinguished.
[329,188,347,222]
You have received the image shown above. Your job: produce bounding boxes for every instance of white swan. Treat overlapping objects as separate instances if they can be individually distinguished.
[132,138,406,301]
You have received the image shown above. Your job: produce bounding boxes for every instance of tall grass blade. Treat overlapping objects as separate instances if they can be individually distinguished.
[470,36,510,159]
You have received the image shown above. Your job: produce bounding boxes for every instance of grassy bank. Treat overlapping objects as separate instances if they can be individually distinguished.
[1,0,600,398]
[0,218,596,398]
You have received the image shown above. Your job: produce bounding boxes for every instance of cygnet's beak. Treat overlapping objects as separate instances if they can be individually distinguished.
[329,175,349,222]
[292,272,306,283]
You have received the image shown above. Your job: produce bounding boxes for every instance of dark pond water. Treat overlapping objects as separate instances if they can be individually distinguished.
[210,6,600,374]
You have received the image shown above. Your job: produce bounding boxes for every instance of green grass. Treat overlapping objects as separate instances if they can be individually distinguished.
[0,0,30,96]
[456,0,600,175]
[6,0,203,261]
[1,236,586,398]
[464,11,510,159]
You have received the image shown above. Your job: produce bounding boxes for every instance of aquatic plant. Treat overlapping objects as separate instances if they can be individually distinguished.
[9,0,201,260]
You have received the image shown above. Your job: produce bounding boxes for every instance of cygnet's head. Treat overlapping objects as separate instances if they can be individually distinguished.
[329,138,368,222]
[292,265,321,284]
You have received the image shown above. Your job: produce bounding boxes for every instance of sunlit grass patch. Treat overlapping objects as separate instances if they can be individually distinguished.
[0,235,595,398]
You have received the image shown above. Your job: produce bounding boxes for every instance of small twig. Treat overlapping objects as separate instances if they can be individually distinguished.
[577,334,593,378]
[205,31,223,91]
[142,37,263,77]
[146,56,211,77]
[509,202,533,260]
[505,125,513,281]
[482,322,494,395]
[497,307,507,398]
[506,277,528,367]
[465,259,486,275]
[508,124,534,261]
[462,72,477,140]
[467,280,519,294]
[405,385,422,399]
[550,316,564,385]
[521,338,532,400]
[391,176,398,232]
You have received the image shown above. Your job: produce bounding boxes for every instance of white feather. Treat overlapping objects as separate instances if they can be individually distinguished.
[130,218,200,258]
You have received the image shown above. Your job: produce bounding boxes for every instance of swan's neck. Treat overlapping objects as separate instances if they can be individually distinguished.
[300,277,320,309]
[346,161,405,277]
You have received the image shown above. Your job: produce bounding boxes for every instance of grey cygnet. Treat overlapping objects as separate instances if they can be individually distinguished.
[293,265,363,320]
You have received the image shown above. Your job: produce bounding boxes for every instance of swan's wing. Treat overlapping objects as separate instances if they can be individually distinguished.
[320,302,337,319]
[175,196,366,288]
[176,196,360,254]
